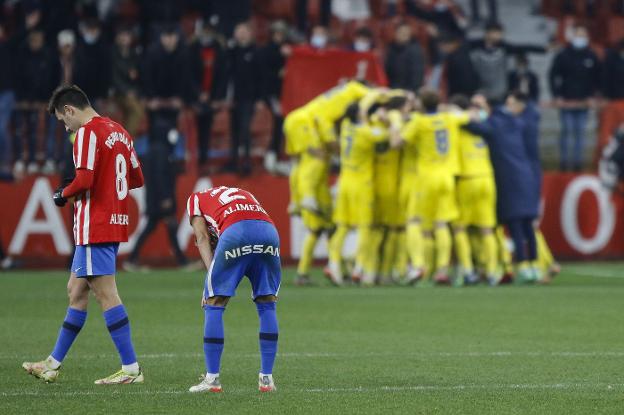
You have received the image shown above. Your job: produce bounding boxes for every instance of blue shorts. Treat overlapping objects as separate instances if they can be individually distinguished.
[204,220,281,300]
[71,243,120,278]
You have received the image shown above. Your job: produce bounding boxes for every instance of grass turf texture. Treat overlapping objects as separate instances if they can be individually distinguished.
[1,263,623,414]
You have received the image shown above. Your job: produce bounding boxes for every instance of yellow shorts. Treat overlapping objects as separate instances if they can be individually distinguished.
[284,109,316,156]
[298,156,332,231]
[456,175,496,228]
[419,173,458,229]
[333,178,374,226]
[399,173,420,223]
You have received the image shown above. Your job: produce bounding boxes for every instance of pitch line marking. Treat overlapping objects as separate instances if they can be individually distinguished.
[1,383,622,397]
[3,351,624,360]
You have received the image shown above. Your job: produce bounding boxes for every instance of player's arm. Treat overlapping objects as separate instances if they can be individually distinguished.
[191,216,215,271]
[54,127,97,206]
[128,148,144,190]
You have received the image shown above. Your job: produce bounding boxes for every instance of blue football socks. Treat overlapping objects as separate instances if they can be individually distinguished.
[103,304,137,366]
[50,307,88,363]
[203,305,225,374]
[256,302,279,375]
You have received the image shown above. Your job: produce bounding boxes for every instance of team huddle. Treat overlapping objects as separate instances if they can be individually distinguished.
[285,80,559,287]
[22,85,280,393]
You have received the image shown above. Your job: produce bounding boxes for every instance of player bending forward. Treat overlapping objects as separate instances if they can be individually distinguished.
[187,186,280,393]
[22,85,145,384]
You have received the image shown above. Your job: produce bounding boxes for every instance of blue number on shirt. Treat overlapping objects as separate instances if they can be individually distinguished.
[344,135,354,158]
[435,129,449,155]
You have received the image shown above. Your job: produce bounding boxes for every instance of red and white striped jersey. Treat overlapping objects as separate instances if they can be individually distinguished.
[72,116,141,245]
[187,187,274,235]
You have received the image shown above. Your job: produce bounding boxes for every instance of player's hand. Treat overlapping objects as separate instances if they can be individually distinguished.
[53,187,68,207]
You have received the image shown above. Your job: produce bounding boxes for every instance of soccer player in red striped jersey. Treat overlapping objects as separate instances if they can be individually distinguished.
[22,85,145,385]
[186,186,281,393]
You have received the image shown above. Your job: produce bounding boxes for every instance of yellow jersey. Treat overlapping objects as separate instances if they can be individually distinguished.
[371,112,401,193]
[401,111,470,175]
[305,80,370,143]
[457,128,494,177]
[339,119,386,183]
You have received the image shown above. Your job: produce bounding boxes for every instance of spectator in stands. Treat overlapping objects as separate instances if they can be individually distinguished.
[214,22,262,176]
[469,21,546,104]
[188,19,227,172]
[124,139,190,271]
[142,24,192,148]
[508,53,540,102]
[309,25,331,50]
[602,38,624,100]
[296,0,331,34]
[469,0,498,26]
[209,0,252,38]
[406,0,467,65]
[385,22,426,93]
[0,23,15,174]
[549,23,601,171]
[57,29,75,85]
[111,25,144,138]
[14,26,60,176]
[350,26,374,52]
[73,18,110,110]
[438,32,479,97]
[260,20,291,174]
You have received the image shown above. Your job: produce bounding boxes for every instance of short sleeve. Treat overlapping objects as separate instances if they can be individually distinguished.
[73,127,97,170]
[130,148,140,169]
[186,193,202,220]
[401,114,419,143]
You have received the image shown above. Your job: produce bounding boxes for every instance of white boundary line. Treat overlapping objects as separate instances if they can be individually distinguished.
[3,351,624,360]
[1,383,622,397]
[564,269,624,279]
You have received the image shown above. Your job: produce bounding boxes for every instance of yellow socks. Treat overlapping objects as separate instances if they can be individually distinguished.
[328,225,349,265]
[453,228,473,274]
[297,231,318,276]
[406,222,425,270]
[434,225,452,274]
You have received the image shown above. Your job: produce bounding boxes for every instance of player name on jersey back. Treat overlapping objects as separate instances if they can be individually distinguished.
[187,186,274,235]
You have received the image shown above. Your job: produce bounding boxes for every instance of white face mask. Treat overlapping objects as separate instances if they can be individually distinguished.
[83,32,99,45]
[571,36,588,49]
[354,40,371,52]
[310,34,327,49]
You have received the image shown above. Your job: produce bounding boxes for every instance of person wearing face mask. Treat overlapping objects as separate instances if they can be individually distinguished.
[73,18,111,111]
[549,24,601,172]
[464,92,541,284]
[602,38,624,100]
[309,25,330,50]
[469,21,547,105]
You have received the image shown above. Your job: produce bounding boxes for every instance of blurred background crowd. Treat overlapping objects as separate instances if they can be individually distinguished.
[0,0,624,179]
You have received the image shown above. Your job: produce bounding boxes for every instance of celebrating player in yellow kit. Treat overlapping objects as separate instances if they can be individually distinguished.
[450,95,499,286]
[286,80,370,285]
[395,90,473,284]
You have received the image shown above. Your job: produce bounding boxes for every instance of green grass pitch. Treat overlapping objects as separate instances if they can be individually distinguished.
[1,263,623,414]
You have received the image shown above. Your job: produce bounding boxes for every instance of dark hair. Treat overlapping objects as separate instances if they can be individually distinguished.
[344,102,360,123]
[385,95,407,110]
[420,89,440,112]
[449,94,470,110]
[48,84,91,115]
[507,90,529,103]
[355,26,373,39]
[485,20,503,32]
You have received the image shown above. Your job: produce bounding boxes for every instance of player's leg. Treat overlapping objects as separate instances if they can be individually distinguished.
[453,224,475,285]
[245,222,281,392]
[88,274,143,384]
[124,213,159,270]
[22,271,90,382]
[479,227,499,285]
[496,225,514,281]
[521,217,540,281]
[362,225,384,285]
[255,295,278,392]
[393,227,408,281]
[535,227,560,279]
[505,219,533,283]
[433,222,453,284]
[86,243,142,384]
[406,218,425,284]
[379,227,398,285]
[164,214,189,267]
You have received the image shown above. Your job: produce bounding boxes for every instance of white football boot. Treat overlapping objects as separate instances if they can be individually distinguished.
[22,358,60,383]
[189,374,223,393]
[94,368,144,385]
[258,373,276,392]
